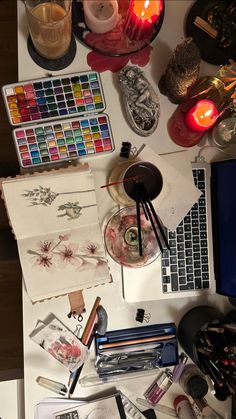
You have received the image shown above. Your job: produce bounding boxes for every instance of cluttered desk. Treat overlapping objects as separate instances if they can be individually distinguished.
[1,0,236,418]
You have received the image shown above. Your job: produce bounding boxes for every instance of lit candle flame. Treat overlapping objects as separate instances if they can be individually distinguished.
[141,0,150,17]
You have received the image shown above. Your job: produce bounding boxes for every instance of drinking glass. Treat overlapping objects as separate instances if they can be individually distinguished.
[25,0,72,60]
[108,160,163,206]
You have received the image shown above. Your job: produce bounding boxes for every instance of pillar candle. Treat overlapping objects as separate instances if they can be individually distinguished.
[185,99,219,132]
[83,0,118,34]
[125,0,163,41]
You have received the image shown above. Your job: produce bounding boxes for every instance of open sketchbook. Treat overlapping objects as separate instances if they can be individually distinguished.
[34,394,126,419]
[0,165,110,302]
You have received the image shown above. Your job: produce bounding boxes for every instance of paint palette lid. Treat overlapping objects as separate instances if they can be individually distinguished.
[104,206,161,268]
[2,71,106,126]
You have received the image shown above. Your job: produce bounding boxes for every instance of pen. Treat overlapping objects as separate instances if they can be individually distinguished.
[36,376,67,395]
[79,369,158,387]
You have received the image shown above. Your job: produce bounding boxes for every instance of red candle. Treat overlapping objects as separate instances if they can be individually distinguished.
[185,99,219,132]
[125,0,163,41]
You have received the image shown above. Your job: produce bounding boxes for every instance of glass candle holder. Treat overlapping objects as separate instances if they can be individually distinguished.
[212,116,236,148]
[25,0,72,60]
[168,77,226,147]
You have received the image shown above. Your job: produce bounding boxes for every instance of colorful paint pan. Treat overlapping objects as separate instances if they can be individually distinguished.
[2,71,105,126]
[13,114,114,168]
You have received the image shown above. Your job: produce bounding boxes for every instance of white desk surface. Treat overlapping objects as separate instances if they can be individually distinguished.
[17,1,233,418]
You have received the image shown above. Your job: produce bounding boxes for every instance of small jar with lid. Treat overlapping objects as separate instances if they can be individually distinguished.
[179,364,209,399]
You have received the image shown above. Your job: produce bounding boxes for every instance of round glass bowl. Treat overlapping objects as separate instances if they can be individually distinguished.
[104,206,161,268]
[72,0,165,56]
[212,116,236,148]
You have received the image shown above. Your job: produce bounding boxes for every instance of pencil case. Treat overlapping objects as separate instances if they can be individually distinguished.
[2,71,115,168]
[95,323,178,377]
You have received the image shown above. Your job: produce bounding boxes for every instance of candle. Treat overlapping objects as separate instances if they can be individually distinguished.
[185,99,219,132]
[125,0,163,41]
[83,0,118,34]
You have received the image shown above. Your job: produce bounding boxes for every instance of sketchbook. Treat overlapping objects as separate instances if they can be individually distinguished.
[53,393,126,419]
[0,165,110,302]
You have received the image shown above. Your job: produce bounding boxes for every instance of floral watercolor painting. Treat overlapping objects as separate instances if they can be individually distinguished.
[1,169,110,301]
[30,315,88,372]
[28,234,106,274]
[21,185,95,206]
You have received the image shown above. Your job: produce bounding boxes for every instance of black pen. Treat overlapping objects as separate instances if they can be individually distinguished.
[68,324,98,397]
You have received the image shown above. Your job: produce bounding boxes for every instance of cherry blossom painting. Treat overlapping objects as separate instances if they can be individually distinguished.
[30,314,88,372]
[28,234,107,274]
[1,167,111,302]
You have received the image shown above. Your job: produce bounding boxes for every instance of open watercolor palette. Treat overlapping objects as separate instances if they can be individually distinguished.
[2,71,115,168]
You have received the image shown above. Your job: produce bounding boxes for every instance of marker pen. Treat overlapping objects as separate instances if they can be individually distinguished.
[36,376,67,395]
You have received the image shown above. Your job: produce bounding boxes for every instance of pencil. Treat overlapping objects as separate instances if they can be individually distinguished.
[81,296,101,345]
[68,297,101,396]
[98,334,176,349]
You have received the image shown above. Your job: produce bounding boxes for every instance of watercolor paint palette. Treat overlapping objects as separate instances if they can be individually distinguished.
[13,114,114,168]
[2,71,115,167]
[2,71,105,126]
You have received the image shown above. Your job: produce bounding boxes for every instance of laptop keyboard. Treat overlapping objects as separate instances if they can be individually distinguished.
[162,168,210,293]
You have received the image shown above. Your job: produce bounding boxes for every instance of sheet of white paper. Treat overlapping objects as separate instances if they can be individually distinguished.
[138,146,201,231]
[54,396,123,419]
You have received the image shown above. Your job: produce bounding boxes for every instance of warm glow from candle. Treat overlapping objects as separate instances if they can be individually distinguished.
[185,99,219,132]
[132,0,163,21]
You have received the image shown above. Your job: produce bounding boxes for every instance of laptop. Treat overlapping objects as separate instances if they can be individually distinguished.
[122,158,236,301]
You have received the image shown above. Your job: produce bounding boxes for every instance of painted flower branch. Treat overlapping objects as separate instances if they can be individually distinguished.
[27,235,107,273]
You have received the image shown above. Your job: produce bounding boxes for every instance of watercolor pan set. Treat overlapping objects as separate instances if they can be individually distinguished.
[2,71,115,167]
[13,114,114,168]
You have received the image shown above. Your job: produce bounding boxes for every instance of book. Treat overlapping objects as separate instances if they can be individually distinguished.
[0,165,110,302]
[53,393,126,419]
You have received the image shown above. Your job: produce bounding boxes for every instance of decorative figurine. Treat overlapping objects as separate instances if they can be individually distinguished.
[159,38,201,104]
[118,65,160,136]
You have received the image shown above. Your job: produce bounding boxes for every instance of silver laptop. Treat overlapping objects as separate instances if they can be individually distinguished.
[122,159,215,302]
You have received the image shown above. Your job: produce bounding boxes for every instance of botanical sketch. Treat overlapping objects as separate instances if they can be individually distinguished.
[21,185,95,206]
[118,65,160,136]
[57,201,96,220]
[27,234,107,274]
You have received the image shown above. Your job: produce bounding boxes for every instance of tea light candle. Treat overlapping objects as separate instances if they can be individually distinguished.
[185,99,219,132]
[125,0,163,41]
[83,0,118,34]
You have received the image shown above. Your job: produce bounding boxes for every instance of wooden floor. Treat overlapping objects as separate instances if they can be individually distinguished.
[0,0,23,380]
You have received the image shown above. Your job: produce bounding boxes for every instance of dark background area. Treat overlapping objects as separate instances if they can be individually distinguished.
[0,0,23,380]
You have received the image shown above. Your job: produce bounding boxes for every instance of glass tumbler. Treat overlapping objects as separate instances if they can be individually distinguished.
[25,0,72,60]
[108,160,163,206]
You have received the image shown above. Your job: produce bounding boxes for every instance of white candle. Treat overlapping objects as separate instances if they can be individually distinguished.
[83,0,118,34]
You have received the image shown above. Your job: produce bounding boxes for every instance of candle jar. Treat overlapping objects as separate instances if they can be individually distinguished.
[168,77,226,147]
[83,0,118,34]
[107,159,163,206]
[25,0,72,60]
[125,0,163,42]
